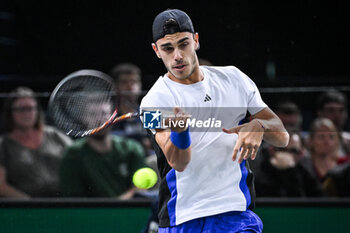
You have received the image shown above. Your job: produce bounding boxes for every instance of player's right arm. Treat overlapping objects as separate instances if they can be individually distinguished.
[155,107,191,172]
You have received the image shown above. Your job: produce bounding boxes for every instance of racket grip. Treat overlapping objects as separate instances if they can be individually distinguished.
[132,112,140,117]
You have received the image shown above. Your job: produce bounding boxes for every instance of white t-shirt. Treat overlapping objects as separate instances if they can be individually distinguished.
[140,65,267,227]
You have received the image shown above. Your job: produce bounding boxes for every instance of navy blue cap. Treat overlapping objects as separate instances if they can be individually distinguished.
[152,9,195,42]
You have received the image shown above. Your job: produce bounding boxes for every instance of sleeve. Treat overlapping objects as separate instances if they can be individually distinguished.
[140,80,176,133]
[59,146,87,197]
[233,67,267,115]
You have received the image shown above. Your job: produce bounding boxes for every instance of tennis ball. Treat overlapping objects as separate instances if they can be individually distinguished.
[132,168,158,189]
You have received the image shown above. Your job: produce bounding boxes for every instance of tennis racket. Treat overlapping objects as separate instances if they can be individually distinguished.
[49,69,140,137]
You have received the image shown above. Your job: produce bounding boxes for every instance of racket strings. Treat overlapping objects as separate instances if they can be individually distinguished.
[50,74,115,136]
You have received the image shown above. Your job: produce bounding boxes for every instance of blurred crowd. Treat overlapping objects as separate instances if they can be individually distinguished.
[0,63,155,200]
[0,62,349,202]
[252,91,350,198]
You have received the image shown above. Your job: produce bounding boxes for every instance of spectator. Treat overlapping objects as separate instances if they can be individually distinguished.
[323,161,350,197]
[109,63,153,156]
[275,101,302,134]
[59,100,147,199]
[317,90,350,157]
[306,118,342,182]
[110,62,142,116]
[254,132,324,197]
[0,87,72,198]
[250,101,303,172]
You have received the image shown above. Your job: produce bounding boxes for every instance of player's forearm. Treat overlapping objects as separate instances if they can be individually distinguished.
[164,140,191,172]
[156,130,192,172]
[256,118,289,147]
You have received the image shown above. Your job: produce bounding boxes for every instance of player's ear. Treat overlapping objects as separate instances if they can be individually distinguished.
[152,43,161,58]
[194,33,200,51]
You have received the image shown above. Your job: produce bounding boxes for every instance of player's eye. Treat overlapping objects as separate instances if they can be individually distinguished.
[163,46,174,52]
[179,42,189,48]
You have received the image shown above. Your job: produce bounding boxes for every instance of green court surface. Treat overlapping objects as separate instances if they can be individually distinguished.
[0,207,148,233]
[1,198,350,233]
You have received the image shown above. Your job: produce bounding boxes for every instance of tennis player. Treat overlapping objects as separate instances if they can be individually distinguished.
[140,9,289,233]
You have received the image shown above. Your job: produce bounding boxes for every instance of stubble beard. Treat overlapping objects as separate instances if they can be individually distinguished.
[166,54,198,81]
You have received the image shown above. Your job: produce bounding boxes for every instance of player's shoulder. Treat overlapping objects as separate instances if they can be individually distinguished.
[140,76,174,108]
[202,65,246,80]
[145,76,170,93]
[202,65,258,95]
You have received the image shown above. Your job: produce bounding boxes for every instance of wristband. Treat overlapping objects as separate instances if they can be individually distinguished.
[170,127,191,149]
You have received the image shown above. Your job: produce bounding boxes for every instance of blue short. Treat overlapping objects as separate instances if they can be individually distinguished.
[158,210,263,233]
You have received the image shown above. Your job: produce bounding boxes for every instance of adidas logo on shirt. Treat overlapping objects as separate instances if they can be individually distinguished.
[204,94,212,102]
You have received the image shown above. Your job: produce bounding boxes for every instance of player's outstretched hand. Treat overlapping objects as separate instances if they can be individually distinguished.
[222,119,265,163]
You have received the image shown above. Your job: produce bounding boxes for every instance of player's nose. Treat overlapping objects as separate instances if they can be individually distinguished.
[174,48,183,61]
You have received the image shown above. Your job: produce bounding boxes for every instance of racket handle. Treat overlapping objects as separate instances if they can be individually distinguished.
[112,111,140,124]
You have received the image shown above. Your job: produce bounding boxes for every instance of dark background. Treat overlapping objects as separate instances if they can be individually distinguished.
[0,0,349,126]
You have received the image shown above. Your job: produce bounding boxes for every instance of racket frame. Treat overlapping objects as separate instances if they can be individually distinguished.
[49,69,138,137]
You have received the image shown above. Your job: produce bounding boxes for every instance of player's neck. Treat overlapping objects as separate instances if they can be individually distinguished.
[189,66,204,83]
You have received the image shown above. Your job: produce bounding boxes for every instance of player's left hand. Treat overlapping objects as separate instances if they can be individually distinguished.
[222,119,265,163]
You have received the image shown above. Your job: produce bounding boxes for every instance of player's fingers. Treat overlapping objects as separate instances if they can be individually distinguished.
[232,148,239,161]
[173,107,191,122]
[174,107,191,118]
[222,128,232,134]
[222,126,240,134]
[232,140,242,161]
[250,145,259,160]
[238,144,249,163]
[224,121,250,133]
[243,146,253,161]
[173,106,181,115]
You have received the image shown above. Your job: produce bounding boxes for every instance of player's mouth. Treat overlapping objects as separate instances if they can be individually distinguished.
[173,64,187,72]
